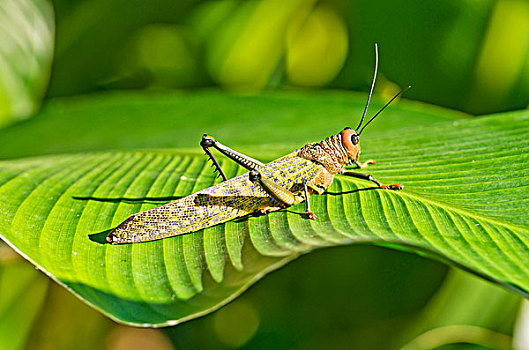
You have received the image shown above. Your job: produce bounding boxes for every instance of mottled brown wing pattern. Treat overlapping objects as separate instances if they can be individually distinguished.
[109,152,321,243]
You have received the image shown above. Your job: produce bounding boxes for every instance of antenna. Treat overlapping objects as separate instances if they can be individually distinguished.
[358,85,412,135]
[356,43,379,131]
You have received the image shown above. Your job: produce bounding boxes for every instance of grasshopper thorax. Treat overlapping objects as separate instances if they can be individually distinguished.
[297,128,359,174]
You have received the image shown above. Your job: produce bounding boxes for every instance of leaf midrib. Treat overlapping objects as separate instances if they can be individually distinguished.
[341,176,528,236]
[2,149,527,234]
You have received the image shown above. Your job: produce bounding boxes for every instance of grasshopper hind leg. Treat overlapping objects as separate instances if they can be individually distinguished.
[249,170,318,220]
[201,134,265,181]
[201,135,228,181]
[249,170,296,206]
[257,206,283,215]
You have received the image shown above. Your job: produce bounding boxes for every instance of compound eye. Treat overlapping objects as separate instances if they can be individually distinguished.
[351,134,359,145]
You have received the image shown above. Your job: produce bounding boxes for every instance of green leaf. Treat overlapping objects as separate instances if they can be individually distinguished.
[0,90,466,159]
[0,263,48,350]
[398,269,520,349]
[0,0,54,128]
[0,91,527,326]
[49,0,197,97]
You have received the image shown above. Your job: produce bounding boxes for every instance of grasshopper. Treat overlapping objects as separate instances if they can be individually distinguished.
[107,45,409,244]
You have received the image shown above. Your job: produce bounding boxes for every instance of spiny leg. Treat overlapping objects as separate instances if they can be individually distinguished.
[199,137,296,215]
[201,136,227,181]
[201,134,265,181]
[341,171,403,190]
[303,180,317,219]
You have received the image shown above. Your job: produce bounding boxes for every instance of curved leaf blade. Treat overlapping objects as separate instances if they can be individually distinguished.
[0,90,468,160]
[0,102,528,326]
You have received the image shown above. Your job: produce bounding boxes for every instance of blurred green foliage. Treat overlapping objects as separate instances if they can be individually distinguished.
[1,0,528,349]
[45,0,529,114]
[0,0,54,127]
[0,261,48,350]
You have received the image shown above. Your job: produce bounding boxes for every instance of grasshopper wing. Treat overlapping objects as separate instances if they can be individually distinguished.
[107,153,320,244]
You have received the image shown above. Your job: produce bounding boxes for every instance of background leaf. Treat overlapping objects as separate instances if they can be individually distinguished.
[0,92,527,326]
[398,269,521,349]
[0,262,48,350]
[0,0,54,127]
[0,90,466,160]
[47,0,529,115]
[48,0,197,96]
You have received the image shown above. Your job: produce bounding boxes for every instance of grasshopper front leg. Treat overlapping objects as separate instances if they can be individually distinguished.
[341,171,403,190]
[354,159,376,169]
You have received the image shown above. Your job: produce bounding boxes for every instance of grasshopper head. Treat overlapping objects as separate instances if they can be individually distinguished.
[340,127,361,162]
